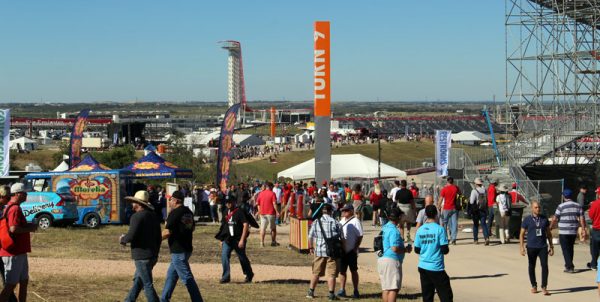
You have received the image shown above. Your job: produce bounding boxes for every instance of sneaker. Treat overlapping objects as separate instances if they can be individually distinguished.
[244,273,254,283]
[474,240,479,245]
[352,289,360,298]
[219,278,230,284]
[336,289,347,297]
[451,240,457,245]
[306,289,315,299]
[484,239,490,246]
[563,268,575,273]
[271,241,281,247]
[328,293,338,300]
[587,262,598,271]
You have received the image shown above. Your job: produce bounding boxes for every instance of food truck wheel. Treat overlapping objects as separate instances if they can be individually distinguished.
[35,214,53,230]
[83,213,101,229]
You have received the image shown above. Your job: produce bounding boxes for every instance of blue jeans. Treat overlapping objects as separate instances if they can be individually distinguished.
[472,210,489,241]
[441,209,458,241]
[221,240,253,281]
[125,257,159,302]
[486,207,495,236]
[590,229,600,268]
[161,253,204,302]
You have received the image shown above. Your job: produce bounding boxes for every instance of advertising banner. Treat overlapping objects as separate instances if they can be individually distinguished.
[69,109,90,168]
[0,110,9,176]
[216,103,241,193]
[435,130,452,177]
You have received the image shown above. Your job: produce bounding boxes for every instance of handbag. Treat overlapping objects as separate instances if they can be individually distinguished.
[0,204,18,250]
[317,217,343,259]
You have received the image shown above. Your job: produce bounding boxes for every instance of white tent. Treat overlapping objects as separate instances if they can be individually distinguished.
[9,137,37,151]
[53,161,70,172]
[277,154,407,180]
[451,131,490,146]
[189,131,265,147]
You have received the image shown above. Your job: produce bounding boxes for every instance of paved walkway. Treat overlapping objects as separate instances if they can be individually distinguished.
[357,221,598,301]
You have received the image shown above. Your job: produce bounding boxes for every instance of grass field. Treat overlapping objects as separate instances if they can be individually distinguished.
[28,274,420,302]
[30,224,313,267]
[231,140,437,181]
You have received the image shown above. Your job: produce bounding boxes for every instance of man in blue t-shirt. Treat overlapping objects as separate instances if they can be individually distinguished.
[414,205,453,302]
[519,201,553,296]
[377,208,412,302]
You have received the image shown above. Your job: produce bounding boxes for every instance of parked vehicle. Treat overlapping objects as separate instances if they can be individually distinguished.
[20,189,79,230]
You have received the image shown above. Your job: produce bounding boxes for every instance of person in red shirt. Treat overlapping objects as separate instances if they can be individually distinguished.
[486,179,498,237]
[281,183,292,224]
[409,182,419,198]
[437,177,460,245]
[369,180,383,226]
[256,182,279,247]
[510,183,528,205]
[0,183,37,302]
[587,186,600,271]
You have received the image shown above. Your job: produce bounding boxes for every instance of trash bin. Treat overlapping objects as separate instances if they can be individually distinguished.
[509,204,526,239]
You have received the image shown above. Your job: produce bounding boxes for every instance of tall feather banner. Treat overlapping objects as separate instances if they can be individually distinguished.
[69,109,90,168]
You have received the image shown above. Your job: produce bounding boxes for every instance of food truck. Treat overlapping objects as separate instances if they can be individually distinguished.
[24,156,134,228]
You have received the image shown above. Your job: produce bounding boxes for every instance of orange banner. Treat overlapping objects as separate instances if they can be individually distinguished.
[314,21,330,117]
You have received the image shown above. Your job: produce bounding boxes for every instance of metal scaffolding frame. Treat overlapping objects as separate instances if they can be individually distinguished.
[505,0,600,134]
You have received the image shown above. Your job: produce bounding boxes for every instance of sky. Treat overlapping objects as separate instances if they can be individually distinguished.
[0,1,506,103]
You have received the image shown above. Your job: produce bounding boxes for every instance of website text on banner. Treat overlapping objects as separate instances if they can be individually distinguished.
[435,130,452,177]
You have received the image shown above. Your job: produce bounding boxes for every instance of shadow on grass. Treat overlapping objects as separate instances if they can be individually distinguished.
[257,279,322,285]
[548,286,597,295]
[450,273,507,280]
[257,280,422,300]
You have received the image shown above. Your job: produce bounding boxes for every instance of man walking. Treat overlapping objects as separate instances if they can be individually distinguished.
[0,183,37,302]
[307,204,341,300]
[273,182,282,225]
[378,208,411,302]
[487,179,498,236]
[160,191,204,302]
[519,201,553,295]
[395,180,416,242]
[414,205,453,302]
[551,189,587,273]
[217,198,254,283]
[588,187,600,271]
[469,178,489,245]
[121,190,162,302]
[437,177,460,245]
[256,182,279,247]
[337,205,363,299]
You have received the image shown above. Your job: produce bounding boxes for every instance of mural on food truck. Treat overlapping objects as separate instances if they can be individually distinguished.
[52,173,119,223]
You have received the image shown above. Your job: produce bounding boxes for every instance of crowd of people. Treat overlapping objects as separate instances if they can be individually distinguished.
[0,173,599,301]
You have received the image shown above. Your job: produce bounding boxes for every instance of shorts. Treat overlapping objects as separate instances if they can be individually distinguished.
[276,204,282,214]
[377,257,402,291]
[260,215,276,231]
[398,204,416,224]
[312,256,339,278]
[372,204,380,211]
[353,200,364,212]
[339,250,358,273]
[2,254,29,285]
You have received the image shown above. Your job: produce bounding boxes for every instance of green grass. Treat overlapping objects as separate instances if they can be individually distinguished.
[231,141,437,181]
[28,274,420,302]
[30,224,313,266]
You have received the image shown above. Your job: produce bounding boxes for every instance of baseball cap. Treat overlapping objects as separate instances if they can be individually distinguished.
[595,186,600,194]
[474,178,483,185]
[562,189,573,198]
[512,183,517,189]
[10,183,25,194]
[341,204,354,212]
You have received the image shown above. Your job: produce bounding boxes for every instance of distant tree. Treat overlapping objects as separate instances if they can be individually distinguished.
[91,145,136,169]
[163,133,213,184]
[52,142,70,166]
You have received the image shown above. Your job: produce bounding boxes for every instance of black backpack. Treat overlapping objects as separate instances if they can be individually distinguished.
[373,230,384,257]
[317,218,343,259]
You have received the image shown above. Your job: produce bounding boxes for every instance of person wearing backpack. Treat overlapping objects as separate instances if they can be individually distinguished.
[496,184,512,244]
[377,207,412,302]
[337,204,363,299]
[307,203,342,300]
[469,178,489,245]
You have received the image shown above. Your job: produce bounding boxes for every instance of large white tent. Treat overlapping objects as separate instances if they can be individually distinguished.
[9,137,37,151]
[277,154,407,180]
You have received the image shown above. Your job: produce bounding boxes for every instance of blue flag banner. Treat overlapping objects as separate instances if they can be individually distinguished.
[216,103,241,193]
[435,130,452,177]
[69,109,90,168]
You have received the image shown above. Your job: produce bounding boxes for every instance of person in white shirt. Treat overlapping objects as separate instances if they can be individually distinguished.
[337,204,363,298]
[273,182,283,224]
[388,180,401,204]
[469,178,489,245]
[496,184,512,244]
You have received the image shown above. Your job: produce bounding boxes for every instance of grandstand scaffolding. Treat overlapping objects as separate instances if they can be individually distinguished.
[504,0,600,164]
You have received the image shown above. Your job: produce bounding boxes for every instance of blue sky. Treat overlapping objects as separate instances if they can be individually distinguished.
[0,1,506,103]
